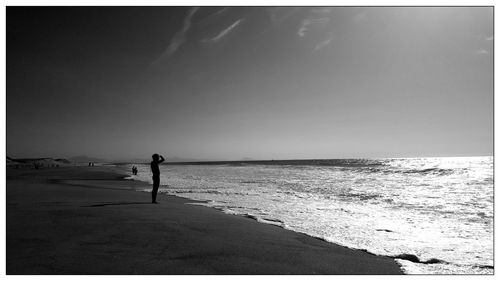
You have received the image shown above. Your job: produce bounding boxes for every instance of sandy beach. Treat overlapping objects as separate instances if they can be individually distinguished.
[6,166,403,274]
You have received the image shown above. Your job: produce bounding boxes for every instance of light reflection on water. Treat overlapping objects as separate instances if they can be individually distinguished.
[126,156,493,274]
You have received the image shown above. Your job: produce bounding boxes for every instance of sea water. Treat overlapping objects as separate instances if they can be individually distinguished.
[125,157,493,274]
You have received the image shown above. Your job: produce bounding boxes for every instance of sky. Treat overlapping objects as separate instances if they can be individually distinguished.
[6,6,493,161]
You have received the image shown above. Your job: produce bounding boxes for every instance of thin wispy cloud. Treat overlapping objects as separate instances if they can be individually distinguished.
[297,7,332,39]
[297,19,311,37]
[151,7,199,66]
[314,33,333,51]
[297,17,330,38]
[199,7,231,25]
[201,18,244,44]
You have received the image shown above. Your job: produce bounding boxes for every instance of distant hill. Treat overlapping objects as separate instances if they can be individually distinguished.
[7,156,71,168]
[55,158,71,164]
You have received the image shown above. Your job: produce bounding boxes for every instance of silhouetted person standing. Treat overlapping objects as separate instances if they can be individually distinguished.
[150,154,165,204]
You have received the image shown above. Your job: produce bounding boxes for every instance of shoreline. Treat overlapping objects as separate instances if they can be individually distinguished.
[7,166,404,274]
[129,173,442,273]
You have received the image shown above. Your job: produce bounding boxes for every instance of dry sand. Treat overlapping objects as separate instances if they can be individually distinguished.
[6,166,403,274]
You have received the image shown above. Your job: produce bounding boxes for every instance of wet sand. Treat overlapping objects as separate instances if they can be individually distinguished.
[6,166,403,274]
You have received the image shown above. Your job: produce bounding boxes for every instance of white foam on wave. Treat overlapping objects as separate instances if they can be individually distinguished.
[122,157,493,274]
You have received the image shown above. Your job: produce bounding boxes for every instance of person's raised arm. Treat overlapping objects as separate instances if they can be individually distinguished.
[159,155,165,163]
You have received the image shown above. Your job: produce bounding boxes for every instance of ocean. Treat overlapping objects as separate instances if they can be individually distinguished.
[124,156,493,274]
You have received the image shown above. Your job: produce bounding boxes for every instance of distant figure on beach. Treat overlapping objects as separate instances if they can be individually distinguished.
[150,154,165,204]
[132,166,138,175]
